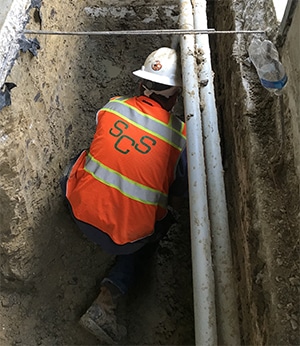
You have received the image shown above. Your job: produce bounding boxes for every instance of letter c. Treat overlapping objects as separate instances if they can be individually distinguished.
[115,135,135,154]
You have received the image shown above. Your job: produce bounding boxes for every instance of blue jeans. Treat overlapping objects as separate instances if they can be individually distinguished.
[102,241,160,294]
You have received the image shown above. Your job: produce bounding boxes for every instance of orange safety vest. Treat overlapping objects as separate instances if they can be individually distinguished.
[66,96,186,245]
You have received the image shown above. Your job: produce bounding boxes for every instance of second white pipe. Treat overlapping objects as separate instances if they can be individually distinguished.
[193,0,241,344]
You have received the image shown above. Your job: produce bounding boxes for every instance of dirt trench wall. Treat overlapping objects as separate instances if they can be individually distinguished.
[280,2,300,182]
[1,3,91,285]
[0,0,180,285]
[209,0,299,345]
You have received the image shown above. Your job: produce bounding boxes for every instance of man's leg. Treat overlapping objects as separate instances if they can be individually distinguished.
[79,254,135,344]
[103,253,136,294]
[79,210,177,343]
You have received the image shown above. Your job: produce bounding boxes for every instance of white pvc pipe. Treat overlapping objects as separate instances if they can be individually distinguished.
[179,1,217,345]
[193,1,241,344]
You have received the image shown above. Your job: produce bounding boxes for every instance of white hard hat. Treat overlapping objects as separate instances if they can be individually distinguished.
[132,47,181,87]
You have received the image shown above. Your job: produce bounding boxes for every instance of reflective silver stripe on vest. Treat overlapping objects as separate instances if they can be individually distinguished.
[102,98,186,151]
[84,154,168,207]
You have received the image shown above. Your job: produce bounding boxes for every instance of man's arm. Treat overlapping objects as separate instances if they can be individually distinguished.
[168,147,188,213]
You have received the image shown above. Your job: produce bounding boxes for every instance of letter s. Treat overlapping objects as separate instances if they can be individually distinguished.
[135,136,156,154]
[109,120,128,137]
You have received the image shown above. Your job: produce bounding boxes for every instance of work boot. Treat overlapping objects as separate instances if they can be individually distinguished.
[79,284,126,344]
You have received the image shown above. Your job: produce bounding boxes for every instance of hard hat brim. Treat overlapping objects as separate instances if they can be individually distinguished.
[132,69,181,87]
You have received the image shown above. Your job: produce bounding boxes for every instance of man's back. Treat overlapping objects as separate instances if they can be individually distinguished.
[66,95,186,244]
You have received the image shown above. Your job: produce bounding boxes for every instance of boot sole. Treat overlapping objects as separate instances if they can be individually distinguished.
[79,313,117,345]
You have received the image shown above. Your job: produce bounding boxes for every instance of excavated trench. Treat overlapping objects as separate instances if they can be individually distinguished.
[0,1,299,345]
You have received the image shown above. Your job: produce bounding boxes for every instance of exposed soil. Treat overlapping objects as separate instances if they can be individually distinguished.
[0,1,194,345]
[0,1,299,346]
[208,1,300,344]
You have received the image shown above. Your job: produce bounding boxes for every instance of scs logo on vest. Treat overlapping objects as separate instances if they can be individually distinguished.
[109,120,156,155]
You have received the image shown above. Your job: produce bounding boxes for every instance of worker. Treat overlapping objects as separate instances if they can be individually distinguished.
[60,47,188,344]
